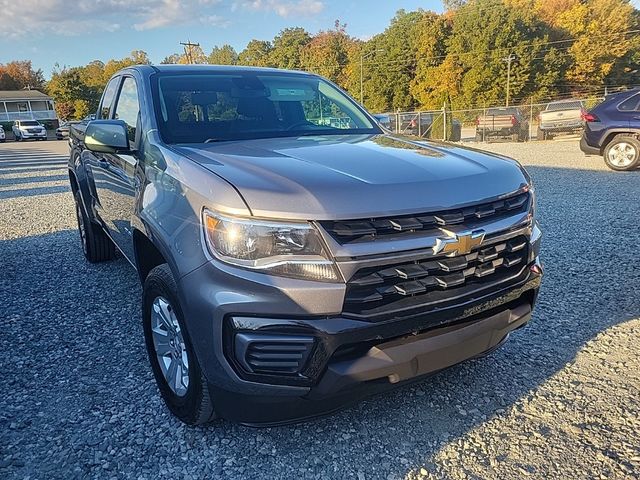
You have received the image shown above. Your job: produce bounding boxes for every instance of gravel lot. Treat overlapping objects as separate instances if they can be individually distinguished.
[1,139,639,479]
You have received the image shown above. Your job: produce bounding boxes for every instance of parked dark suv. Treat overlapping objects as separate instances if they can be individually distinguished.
[68,65,542,426]
[580,88,640,171]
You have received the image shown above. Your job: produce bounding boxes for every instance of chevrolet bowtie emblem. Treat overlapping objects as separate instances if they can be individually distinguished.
[433,229,486,256]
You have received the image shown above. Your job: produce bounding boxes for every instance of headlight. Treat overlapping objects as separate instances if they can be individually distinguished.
[202,209,339,282]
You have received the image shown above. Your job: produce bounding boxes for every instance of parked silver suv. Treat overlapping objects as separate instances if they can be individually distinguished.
[68,65,542,425]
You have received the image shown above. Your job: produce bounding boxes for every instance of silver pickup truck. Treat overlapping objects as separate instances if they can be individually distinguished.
[68,65,542,426]
[538,99,585,140]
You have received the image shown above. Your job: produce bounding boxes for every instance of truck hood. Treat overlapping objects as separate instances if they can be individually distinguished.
[174,134,530,220]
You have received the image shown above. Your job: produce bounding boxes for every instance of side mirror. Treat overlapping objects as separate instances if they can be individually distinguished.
[85,120,129,154]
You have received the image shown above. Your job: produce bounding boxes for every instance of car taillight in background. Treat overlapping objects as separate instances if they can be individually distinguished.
[581,110,598,122]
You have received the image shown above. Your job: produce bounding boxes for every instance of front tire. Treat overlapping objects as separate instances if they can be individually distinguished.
[603,136,640,171]
[73,191,115,262]
[143,264,217,425]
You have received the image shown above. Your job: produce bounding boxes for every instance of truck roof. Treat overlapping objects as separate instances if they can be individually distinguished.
[123,64,315,77]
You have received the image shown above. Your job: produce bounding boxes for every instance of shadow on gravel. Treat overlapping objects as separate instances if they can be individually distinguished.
[0,174,68,186]
[1,165,639,479]
[0,185,69,199]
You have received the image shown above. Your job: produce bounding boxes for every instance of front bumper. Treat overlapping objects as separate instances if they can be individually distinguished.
[18,131,47,138]
[216,293,536,425]
[179,252,542,424]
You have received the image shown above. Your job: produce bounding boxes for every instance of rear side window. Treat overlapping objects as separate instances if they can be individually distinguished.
[99,77,120,119]
[618,94,640,112]
[114,77,140,143]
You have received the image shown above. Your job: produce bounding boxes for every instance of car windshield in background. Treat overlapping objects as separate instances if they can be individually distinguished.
[547,101,583,111]
[152,73,379,143]
[21,121,40,126]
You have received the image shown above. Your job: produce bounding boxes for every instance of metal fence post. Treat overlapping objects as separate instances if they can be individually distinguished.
[529,99,533,142]
[418,111,422,137]
[482,104,486,143]
[442,102,447,141]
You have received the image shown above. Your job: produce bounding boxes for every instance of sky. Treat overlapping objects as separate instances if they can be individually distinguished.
[0,0,443,78]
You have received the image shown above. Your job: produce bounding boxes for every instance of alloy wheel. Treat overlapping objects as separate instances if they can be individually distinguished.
[151,296,190,397]
[608,142,637,168]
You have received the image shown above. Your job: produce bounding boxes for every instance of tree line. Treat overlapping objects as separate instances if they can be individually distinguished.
[1,0,638,120]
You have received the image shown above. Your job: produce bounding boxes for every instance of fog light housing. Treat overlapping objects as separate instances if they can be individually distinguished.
[234,333,315,375]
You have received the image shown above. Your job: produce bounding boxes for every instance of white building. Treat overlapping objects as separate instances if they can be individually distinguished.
[0,90,58,122]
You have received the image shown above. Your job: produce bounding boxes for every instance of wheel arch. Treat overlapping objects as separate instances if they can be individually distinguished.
[599,129,640,154]
[133,228,171,284]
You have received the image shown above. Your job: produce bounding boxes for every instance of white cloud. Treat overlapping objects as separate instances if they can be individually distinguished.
[238,0,324,17]
[0,0,226,37]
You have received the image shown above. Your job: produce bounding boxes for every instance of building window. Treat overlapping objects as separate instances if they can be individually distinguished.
[17,102,28,112]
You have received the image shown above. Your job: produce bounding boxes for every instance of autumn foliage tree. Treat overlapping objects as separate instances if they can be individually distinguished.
[6,0,636,119]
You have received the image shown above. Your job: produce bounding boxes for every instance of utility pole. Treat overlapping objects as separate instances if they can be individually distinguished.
[503,53,516,107]
[360,49,385,105]
[180,40,200,64]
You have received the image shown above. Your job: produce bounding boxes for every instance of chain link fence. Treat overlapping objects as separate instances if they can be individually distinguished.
[377,96,604,143]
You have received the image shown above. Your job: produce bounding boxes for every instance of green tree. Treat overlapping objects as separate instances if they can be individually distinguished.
[269,27,311,69]
[208,44,238,65]
[208,45,239,65]
[427,0,558,108]
[346,10,424,112]
[559,0,637,86]
[161,54,182,64]
[301,21,358,85]
[238,40,273,66]
[73,99,91,119]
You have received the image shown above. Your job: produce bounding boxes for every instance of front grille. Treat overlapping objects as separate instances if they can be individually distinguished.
[233,333,314,375]
[321,191,529,244]
[343,236,529,318]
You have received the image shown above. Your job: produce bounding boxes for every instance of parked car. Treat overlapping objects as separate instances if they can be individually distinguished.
[388,112,462,141]
[56,122,71,140]
[372,113,391,130]
[538,99,585,140]
[476,107,528,142]
[0,126,5,143]
[68,65,542,426]
[580,88,640,171]
[12,120,47,141]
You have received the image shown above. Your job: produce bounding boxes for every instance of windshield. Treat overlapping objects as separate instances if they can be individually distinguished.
[20,121,40,126]
[152,72,379,143]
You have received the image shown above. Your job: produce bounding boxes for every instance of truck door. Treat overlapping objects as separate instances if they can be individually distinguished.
[92,75,142,262]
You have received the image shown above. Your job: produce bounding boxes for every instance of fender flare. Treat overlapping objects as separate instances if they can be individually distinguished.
[599,128,640,153]
[68,148,96,222]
